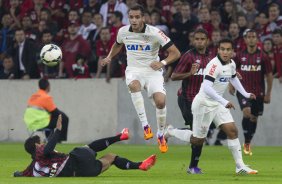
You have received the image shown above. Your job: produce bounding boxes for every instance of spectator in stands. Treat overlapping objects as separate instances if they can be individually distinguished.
[150,10,169,35]
[170,2,198,53]
[268,3,282,28]
[78,10,96,40]
[210,8,228,37]
[263,38,277,76]
[144,0,160,14]
[237,13,248,36]
[21,15,37,41]
[20,0,49,26]
[49,0,68,30]
[72,54,91,79]
[33,20,47,43]
[87,13,104,74]
[7,28,39,79]
[159,0,173,25]
[228,22,245,52]
[255,12,276,41]
[0,55,15,79]
[126,0,138,9]
[96,27,114,82]
[83,0,101,15]
[110,11,125,40]
[59,21,92,78]
[143,10,152,24]
[242,0,258,29]
[100,0,128,26]
[24,78,69,142]
[208,29,221,57]
[171,0,182,21]
[56,9,80,44]
[0,14,15,61]
[272,28,282,83]
[39,8,58,36]
[195,7,213,39]
[9,0,21,29]
[220,0,238,26]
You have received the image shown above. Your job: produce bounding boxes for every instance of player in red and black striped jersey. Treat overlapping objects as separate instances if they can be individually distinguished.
[170,29,214,174]
[14,115,156,177]
[232,29,273,155]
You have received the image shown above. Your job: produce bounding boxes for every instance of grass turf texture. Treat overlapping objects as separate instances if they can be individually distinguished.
[1,143,282,184]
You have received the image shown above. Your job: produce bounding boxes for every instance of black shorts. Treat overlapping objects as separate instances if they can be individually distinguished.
[177,95,193,127]
[236,92,264,117]
[59,147,102,177]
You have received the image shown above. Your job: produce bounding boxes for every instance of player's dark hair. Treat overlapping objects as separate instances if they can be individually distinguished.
[24,135,40,156]
[128,4,145,15]
[243,29,257,37]
[39,78,50,90]
[194,28,208,38]
[42,29,52,35]
[113,11,123,21]
[218,38,234,49]
[272,28,282,36]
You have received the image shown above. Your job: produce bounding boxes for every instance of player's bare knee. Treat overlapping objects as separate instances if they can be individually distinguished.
[155,101,165,109]
[226,127,238,139]
[242,108,252,118]
[129,81,141,92]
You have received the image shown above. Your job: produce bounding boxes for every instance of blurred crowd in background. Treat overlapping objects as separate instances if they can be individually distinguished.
[0,0,281,82]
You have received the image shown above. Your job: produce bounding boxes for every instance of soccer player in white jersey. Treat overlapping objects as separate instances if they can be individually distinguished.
[164,38,258,174]
[101,4,181,153]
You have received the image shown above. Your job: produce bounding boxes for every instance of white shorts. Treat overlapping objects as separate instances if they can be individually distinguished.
[191,95,234,138]
[125,68,166,98]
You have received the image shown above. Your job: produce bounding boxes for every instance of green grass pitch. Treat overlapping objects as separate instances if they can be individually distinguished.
[1,143,282,184]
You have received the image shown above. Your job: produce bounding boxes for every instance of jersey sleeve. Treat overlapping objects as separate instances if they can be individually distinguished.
[155,28,172,50]
[174,52,192,73]
[204,60,220,82]
[116,28,123,45]
[231,60,237,77]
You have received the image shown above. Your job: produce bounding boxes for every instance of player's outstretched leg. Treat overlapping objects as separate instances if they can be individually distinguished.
[98,154,156,174]
[87,128,129,152]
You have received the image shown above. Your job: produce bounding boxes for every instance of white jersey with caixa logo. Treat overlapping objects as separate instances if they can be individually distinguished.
[197,55,237,106]
[116,24,173,72]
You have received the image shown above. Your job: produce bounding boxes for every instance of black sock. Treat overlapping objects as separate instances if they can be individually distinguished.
[189,144,203,168]
[249,120,257,142]
[88,135,121,152]
[242,117,251,144]
[113,156,141,170]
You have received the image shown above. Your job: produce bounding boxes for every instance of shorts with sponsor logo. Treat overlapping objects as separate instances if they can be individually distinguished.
[191,95,234,138]
[236,92,264,116]
[125,68,165,98]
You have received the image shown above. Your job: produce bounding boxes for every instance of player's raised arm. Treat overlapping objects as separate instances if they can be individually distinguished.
[43,114,62,156]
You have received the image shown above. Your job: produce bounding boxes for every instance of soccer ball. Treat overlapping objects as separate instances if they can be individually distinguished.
[40,44,62,67]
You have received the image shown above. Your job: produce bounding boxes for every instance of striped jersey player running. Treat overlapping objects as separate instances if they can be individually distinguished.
[101,4,180,153]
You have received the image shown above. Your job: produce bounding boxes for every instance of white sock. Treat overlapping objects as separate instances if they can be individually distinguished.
[156,106,166,136]
[227,138,245,168]
[131,92,148,128]
[169,128,192,143]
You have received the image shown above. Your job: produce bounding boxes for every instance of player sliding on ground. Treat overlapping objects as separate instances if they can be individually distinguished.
[14,115,156,177]
[164,38,258,175]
